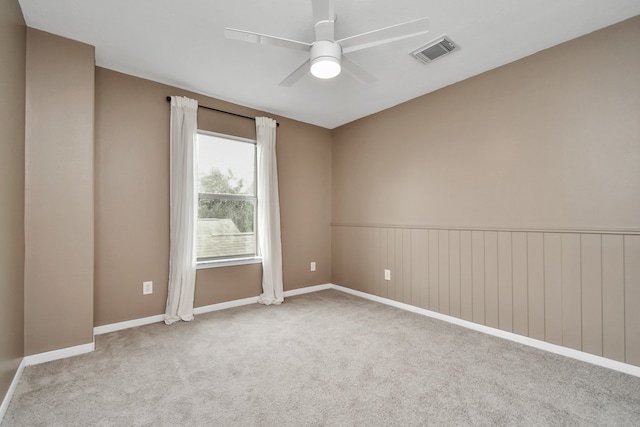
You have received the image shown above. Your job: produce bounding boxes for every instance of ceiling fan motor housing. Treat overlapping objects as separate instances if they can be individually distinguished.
[310,40,342,78]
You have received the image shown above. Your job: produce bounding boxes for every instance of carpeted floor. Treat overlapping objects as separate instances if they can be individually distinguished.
[3,289,640,426]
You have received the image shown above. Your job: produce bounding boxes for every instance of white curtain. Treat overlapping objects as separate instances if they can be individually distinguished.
[165,96,198,324]
[256,117,284,305]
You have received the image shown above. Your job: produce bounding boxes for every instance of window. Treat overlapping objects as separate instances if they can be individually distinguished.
[196,131,257,263]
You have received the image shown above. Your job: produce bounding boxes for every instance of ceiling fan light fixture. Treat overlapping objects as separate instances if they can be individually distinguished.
[311,56,341,79]
[310,40,342,79]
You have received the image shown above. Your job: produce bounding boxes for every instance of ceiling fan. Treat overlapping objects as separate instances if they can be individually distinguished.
[224,0,429,86]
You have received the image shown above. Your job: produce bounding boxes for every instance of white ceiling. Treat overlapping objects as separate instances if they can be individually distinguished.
[18,0,640,129]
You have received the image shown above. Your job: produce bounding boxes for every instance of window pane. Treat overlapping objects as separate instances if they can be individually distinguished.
[197,133,255,196]
[197,199,256,259]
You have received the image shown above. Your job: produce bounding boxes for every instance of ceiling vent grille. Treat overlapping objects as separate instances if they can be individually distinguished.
[411,36,458,64]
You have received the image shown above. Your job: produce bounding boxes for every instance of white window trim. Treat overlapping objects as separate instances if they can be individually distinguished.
[197,256,262,269]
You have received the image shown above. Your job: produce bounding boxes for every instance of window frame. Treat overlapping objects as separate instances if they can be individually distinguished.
[195,130,260,269]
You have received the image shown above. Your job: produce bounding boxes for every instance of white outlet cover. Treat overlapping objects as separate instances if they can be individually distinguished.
[384,269,391,281]
[310,262,316,272]
[143,281,153,295]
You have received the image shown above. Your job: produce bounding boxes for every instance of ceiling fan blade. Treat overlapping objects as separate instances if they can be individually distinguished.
[341,55,377,84]
[279,59,311,87]
[224,28,311,52]
[311,0,336,41]
[337,17,429,54]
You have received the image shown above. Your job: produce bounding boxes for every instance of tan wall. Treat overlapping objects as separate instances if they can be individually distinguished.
[331,17,640,365]
[332,17,640,231]
[0,0,25,403]
[95,68,332,326]
[24,29,95,355]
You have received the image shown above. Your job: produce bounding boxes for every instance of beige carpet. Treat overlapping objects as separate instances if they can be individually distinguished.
[3,289,640,426]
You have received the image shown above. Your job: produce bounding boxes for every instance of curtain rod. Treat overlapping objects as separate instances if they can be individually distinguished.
[165,96,279,127]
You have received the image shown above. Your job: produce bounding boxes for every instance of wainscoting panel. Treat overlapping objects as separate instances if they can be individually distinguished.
[402,229,412,306]
[625,235,640,366]
[581,234,603,356]
[471,231,485,325]
[497,232,513,332]
[332,225,640,366]
[428,229,439,312]
[561,234,582,352]
[512,232,528,337]
[543,234,563,346]
[410,229,428,310]
[484,231,499,329]
[527,233,545,341]
[602,235,625,362]
[460,231,473,322]
[449,230,461,319]
[439,229,450,316]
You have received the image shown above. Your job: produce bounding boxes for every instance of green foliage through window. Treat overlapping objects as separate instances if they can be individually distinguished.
[198,167,254,233]
[199,167,254,196]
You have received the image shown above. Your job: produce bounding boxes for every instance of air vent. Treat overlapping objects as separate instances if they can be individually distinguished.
[411,36,458,64]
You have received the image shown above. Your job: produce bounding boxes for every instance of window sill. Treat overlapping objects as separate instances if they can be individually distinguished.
[196,256,262,270]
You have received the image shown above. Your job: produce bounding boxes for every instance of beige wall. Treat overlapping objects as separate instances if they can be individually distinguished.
[95,68,332,326]
[24,29,95,355]
[332,17,640,231]
[331,17,640,365]
[0,0,25,404]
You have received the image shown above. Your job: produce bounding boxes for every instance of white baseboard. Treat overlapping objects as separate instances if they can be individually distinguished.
[0,358,26,423]
[95,298,261,335]
[193,284,332,314]
[94,284,332,335]
[23,342,95,367]
[330,284,640,378]
[94,314,166,335]
[95,296,260,334]
[194,296,259,315]
[284,283,332,297]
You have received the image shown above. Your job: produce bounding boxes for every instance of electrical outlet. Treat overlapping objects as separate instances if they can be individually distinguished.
[310,261,316,272]
[143,281,153,295]
[384,269,391,281]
